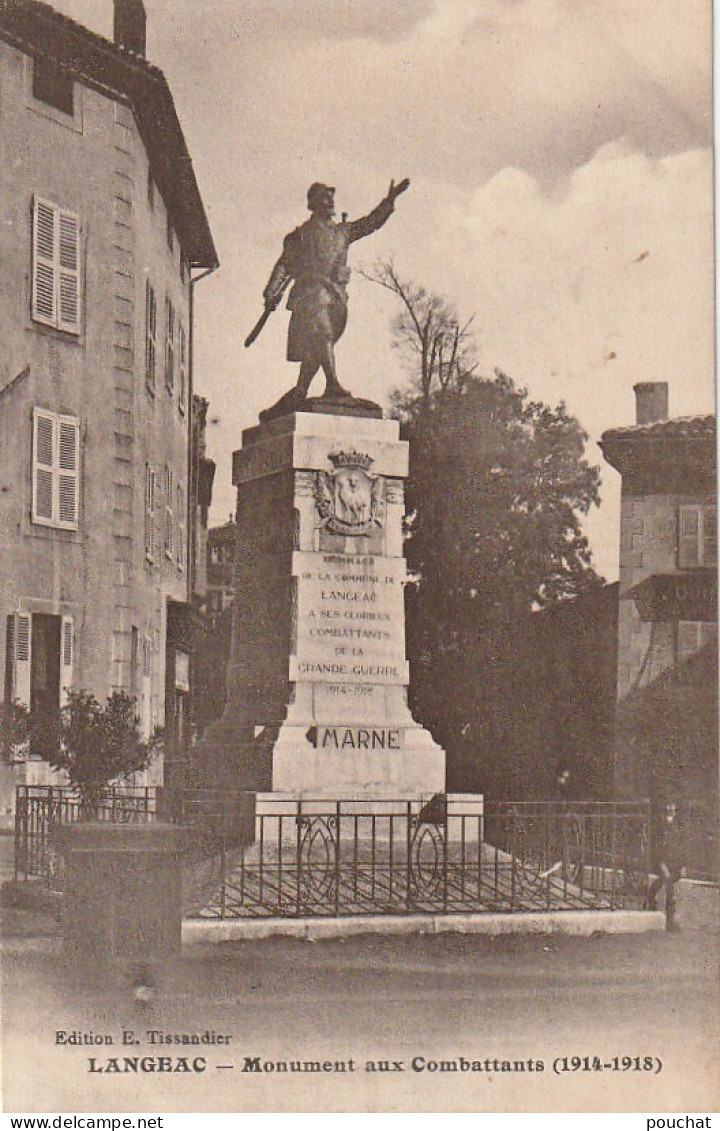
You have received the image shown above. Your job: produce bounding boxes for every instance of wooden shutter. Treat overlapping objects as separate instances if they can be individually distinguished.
[57,417,79,527]
[60,615,74,705]
[165,298,174,391]
[32,198,56,326]
[678,506,701,569]
[164,465,174,558]
[10,614,32,708]
[32,409,55,523]
[141,634,153,738]
[178,324,187,413]
[176,482,186,570]
[57,210,80,332]
[702,506,717,567]
[145,280,157,392]
[145,464,156,562]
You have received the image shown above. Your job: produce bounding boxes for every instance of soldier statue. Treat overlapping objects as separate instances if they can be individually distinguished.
[247,179,410,415]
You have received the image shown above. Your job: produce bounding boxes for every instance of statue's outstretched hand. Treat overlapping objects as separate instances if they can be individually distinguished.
[388,178,410,202]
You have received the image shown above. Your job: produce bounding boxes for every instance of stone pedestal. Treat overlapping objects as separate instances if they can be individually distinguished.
[201,406,445,801]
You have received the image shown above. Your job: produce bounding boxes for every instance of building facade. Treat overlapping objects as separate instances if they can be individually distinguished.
[0,0,217,805]
[206,518,237,618]
[600,383,717,870]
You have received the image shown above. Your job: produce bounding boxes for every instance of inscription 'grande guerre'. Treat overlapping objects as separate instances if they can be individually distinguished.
[315,449,385,535]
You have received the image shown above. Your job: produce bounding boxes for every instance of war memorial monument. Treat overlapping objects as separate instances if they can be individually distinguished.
[198,178,481,836]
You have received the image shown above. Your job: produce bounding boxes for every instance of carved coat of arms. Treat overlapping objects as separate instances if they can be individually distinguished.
[315,450,385,535]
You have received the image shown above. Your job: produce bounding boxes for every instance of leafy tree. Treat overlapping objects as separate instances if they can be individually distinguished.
[0,700,31,763]
[368,264,604,791]
[16,691,161,815]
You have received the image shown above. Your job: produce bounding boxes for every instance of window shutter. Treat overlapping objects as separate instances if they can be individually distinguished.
[33,409,55,523]
[179,324,187,413]
[141,634,153,738]
[57,417,79,527]
[57,210,80,332]
[12,614,32,708]
[145,464,156,563]
[164,465,174,558]
[60,615,74,705]
[678,506,700,569]
[165,299,174,392]
[145,280,156,392]
[703,506,717,567]
[176,482,186,570]
[32,198,57,326]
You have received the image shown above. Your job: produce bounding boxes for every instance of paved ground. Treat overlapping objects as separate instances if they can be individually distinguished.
[2,920,718,1113]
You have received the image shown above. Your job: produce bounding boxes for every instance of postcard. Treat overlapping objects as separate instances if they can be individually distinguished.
[1,0,717,1116]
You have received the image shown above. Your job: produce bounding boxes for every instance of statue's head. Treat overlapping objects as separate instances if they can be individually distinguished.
[307,183,335,218]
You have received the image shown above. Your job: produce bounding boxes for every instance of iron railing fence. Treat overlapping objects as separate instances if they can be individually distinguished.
[12,786,651,917]
[180,796,651,919]
[14,785,158,886]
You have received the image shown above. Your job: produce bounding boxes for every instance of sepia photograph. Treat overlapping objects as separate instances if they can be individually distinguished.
[0,0,717,1116]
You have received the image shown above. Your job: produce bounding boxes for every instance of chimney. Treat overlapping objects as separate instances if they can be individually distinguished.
[114,0,147,57]
[633,382,668,426]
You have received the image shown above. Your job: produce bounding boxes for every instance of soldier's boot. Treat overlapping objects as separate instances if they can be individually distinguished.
[295,362,318,399]
[320,348,350,398]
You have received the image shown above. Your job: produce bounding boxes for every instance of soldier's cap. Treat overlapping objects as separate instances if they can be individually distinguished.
[307,183,335,210]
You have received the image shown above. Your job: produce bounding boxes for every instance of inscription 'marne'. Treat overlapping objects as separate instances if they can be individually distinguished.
[316,727,403,751]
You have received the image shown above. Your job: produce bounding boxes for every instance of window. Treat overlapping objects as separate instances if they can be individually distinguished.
[32,198,81,333]
[164,465,174,559]
[165,298,175,392]
[32,408,80,529]
[33,57,74,116]
[4,612,73,712]
[176,482,186,571]
[678,505,717,569]
[145,280,157,393]
[178,324,187,414]
[677,621,716,664]
[144,464,157,563]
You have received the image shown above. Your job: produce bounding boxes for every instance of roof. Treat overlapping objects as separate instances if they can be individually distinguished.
[600,414,716,485]
[0,0,218,269]
[601,415,715,444]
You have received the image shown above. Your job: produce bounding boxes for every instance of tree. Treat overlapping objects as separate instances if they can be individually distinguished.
[360,261,477,402]
[367,264,604,792]
[0,700,31,763]
[19,691,162,815]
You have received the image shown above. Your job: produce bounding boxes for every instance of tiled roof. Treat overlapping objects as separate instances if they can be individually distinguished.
[601,415,715,443]
[0,0,218,269]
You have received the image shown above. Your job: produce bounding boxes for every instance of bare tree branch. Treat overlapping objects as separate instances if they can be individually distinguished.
[361,260,478,405]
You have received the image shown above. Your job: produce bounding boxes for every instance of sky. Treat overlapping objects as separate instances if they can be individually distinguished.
[59,0,714,580]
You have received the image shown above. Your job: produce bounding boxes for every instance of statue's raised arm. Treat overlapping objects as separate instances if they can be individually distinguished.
[248,179,410,418]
